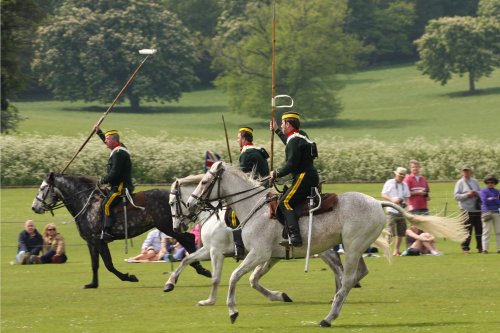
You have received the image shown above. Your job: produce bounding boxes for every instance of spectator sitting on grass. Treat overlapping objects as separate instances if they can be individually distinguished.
[402,226,443,256]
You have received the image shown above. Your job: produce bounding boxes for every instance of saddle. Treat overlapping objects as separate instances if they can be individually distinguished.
[268,192,338,221]
[112,191,146,215]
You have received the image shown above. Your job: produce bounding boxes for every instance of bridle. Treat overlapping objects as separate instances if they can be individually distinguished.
[189,163,271,223]
[35,178,98,217]
[34,182,65,216]
[170,180,203,232]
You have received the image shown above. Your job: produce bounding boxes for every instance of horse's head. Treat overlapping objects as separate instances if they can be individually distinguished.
[32,172,64,214]
[187,161,226,212]
[169,175,204,232]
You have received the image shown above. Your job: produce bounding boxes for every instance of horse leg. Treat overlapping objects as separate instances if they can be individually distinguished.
[197,247,225,306]
[248,258,291,302]
[83,242,100,289]
[227,251,270,324]
[320,249,344,295]
[97,240,139,283]
[320,249,364,301]
[167,230,211,278]
[320,251,363,327]
[164,245,210,293]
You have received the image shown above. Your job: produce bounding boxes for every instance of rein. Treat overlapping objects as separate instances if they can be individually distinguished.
[190,165,273,230]
[37,181,97,217]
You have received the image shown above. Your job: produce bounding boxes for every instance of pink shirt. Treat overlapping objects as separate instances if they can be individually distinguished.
[403,174,429,210]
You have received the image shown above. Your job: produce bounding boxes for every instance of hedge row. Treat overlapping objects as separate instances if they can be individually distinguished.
[1,134,499,186]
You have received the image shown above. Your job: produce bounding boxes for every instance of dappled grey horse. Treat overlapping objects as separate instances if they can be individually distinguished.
[164,174,367,306]
[186,162,468,327]
[31,172,210,289]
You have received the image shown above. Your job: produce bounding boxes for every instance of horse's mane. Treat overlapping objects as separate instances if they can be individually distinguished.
[222,163,267,189]
[57,173,98,185]
[177,174,204,186]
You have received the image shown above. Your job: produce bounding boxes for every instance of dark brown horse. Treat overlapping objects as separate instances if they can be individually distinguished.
[32,172,210,289]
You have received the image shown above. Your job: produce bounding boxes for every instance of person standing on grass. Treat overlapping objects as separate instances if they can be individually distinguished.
[404,160,430,215]
[479,175,500,254]
[94,126,134,242]
[382,167,410,256]
[454,165,482,254]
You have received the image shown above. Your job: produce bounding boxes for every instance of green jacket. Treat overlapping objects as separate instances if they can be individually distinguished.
[239,145,270,178]
[97,130,134,191]
[275,130,318,180]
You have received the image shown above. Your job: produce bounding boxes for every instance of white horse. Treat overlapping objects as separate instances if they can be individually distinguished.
[186,162,468,327]
[164,174,369,306]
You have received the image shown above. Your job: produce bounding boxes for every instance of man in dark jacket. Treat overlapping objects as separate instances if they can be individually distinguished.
[16,219,43,264]
[95,126,134,241]
[238,126,270,178]
[231,126,270,259]
[270,112,319,247]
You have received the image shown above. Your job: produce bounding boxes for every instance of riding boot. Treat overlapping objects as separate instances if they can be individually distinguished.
[100,215,114,242]
[232,229,245,261]
[279,210,303,247]
[191,261,212,278]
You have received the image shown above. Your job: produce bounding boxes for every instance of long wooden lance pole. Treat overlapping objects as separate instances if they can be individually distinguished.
[222,114,233,164]
[60,50,156,173]
[270,2,277,170]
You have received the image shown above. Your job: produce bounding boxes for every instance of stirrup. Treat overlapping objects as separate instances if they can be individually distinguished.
[100,230,114,243]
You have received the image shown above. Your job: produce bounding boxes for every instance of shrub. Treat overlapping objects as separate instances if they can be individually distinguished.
[1,134,498,185]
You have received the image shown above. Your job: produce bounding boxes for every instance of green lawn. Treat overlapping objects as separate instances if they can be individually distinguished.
[12,65,500,143]
[2,183,499,333]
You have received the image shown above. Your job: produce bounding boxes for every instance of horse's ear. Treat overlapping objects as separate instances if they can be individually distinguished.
[47,172,55,184]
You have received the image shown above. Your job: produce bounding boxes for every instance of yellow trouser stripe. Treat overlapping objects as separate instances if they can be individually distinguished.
[283,172,305,210]
[231,210,238,227]
[104,182,123,216]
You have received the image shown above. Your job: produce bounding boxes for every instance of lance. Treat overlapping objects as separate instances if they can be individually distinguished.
[60,48,157,173]
[270,3,277,170]
[222,114,233,164]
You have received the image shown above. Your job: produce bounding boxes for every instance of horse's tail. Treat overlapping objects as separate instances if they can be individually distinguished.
[380,201,468,242]
[374,231,392,264]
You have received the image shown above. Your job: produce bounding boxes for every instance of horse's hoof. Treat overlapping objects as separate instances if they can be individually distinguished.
[230,312,239,324]
[197,300,215,306]
[354,283,362,288]
[83,283,98,289]
[282,293,293,302]
[319,320,331,327]
[128,274,139,282]
[164,283,175,292]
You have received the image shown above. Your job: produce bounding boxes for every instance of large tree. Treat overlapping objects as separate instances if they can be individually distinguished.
[346,0,417,64]
[211,0,368,120]
[1,0,45,133]
[32,0,198,110]
[415,16,500,93]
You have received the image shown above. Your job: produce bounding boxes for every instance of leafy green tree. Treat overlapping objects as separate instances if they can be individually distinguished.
[163,0,223,86]
[1,0,45,133]
[32,0,198,110]
[415,16,500,93]
[346,0,417,63]
[212,0,368,120]
[478,0,500,18]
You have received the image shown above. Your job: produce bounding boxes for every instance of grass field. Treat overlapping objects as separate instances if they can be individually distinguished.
[12,65,500,143]
[2,183,499,333]
[3,64,499,332]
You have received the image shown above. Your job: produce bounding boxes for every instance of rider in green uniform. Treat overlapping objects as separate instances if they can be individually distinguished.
[270,112,319,247]
[232,126,270,259]
[95,127,134,242]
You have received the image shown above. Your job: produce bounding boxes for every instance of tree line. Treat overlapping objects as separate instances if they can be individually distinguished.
[1,0,499,133]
